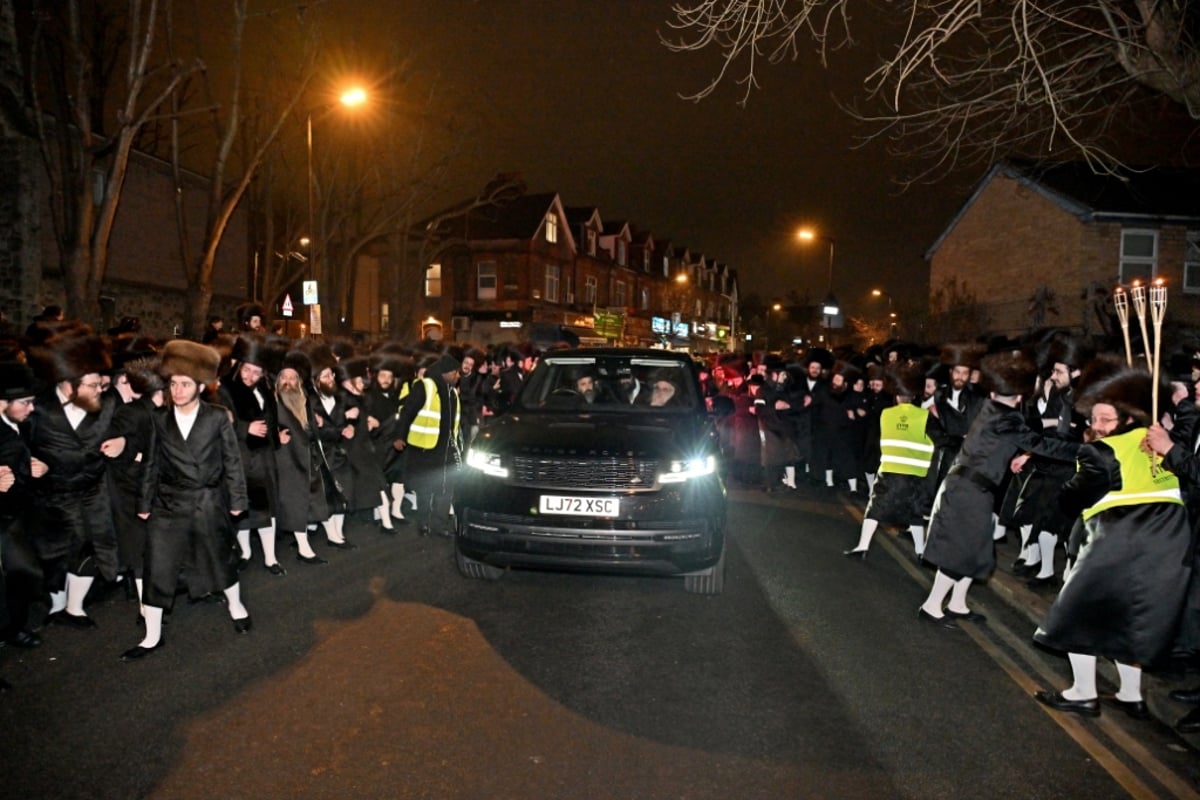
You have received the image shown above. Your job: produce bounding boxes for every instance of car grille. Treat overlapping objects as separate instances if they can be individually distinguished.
[511,455,658,490]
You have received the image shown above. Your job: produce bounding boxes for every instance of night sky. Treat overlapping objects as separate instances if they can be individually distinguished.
[314,1,974,322]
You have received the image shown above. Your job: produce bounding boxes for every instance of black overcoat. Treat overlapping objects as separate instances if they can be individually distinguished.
[274,398,330,531]
[218,377,280,529]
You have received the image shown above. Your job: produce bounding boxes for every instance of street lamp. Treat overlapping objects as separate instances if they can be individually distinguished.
[871,288,897,334]
[306,86,368,331]
[765,301,782,353]
[673,272,738,352]
[798,228,839,321]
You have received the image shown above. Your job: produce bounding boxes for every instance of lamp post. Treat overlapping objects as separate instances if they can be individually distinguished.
[871,288,896,336]
[305,86,368,332]
[765,301,782,353]
[798,228,839,328]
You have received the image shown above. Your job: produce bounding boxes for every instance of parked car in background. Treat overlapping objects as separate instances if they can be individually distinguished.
[455,348,727,594]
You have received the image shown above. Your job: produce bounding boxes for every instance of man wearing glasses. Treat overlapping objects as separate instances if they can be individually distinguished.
[27,330,125,630]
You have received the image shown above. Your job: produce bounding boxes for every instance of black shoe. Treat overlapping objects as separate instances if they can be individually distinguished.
[120,641,163,662]
[435,528,453,538]
[1012,559,1038,577]
[1169,685,1200,704]
[50,611,97,630]
[297,553,328,565]
[236,557,250,572]
[232,615,252,634]
[123,577,139,602]
[1178,705,1200,734]
[842,548,868,561]
[1026,575,1059,590]
[1103,696,1150,720]
[265,562,286,576]
[1034,690,1100,717]
[917,608,960,630]
[418,525,431,538]
[326,540,357,550]
[945,609,987,623]
[5,630,42,648]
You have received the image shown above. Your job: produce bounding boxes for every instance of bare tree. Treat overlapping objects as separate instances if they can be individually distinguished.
[19,0,200,326]
[662,1,1200,178]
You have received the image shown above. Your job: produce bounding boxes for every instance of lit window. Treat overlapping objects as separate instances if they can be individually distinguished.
[545,263,561,303]
[617,240,627,266]
[477,261,497,300]
[425,263,442,298]
[1185,232,1200,295]
[584,276,597,305]
[587,229,597,256]
[1120,229,1157,284]
[545,212,559,244]
[640,287,650,310]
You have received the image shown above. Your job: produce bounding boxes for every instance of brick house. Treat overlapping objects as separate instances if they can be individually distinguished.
[926,160,1200,338]
[417,188,739,352]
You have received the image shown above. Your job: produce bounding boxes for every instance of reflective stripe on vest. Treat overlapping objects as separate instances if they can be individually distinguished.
[878,404,935,477]
[1082,428,1182,520]
[406,378,459,449]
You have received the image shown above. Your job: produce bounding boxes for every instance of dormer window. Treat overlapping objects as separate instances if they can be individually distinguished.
[617,240,627,266]
[545,212,559,244]
[587,229,597,256]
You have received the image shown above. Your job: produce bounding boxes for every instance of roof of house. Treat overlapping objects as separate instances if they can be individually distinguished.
[926,160,1200,259]
[422,191,561,242]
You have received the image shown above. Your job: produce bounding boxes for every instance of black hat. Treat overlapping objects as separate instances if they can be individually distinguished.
[279,350,312,384]
[804,347,834,369]
[885,363,925,400]
[28,332,111,383]
[979,351,1037,397]
[1038,332,1094,373]
[940,342,985,369]
[0,360,46,400]
[1075,365,1166,428]
[432,353,461,376]
[335,356,371,384]
[235,301,268,330]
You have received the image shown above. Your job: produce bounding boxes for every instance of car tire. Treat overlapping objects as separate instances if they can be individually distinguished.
[683,545,725,595]
[455,545,505,581]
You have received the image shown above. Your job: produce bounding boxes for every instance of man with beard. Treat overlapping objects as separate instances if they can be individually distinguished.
[273,351,329,565]
[307,344,357,550]
[334,356,387,531]
[393,353,462,537]
[0,361,49,652]
[756,355,798,492]
[485,346,524,418]
[27,330,125,629]
[456,348,488,444]
[121,340,251,661]
[1009,335,1090,588]
[218,334,288,576]
[861,364,892,495]
[366,350,411,529]
[106,357,165,622]
[929,344,987,487]
[797,352,830,486]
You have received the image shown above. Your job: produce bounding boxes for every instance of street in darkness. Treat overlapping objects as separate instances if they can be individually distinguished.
[1,486,1198,799]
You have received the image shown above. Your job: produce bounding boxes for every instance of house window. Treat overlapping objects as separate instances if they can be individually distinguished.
[584,276,597,305]
[425,263,442,298]
[586,229,597,256]
[614,280,627,308]
[477,261,497,300]
[640,287,650,310]
[662,256,669,277]
[1119,229,1157,284]
[381,303,390,329]
[617,240,627,266]
[643,250,650,271]
[545,212,559,244]
[544,263,561,303]
[1185,232,1200,295]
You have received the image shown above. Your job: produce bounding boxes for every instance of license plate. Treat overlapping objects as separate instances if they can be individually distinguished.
[538,495,620,517]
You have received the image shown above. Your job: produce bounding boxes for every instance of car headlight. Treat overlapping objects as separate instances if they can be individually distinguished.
[658,455,716,484]
[466,448,509,478]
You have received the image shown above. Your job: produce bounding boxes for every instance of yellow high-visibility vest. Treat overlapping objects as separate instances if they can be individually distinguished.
[878,403,935,477]
[406,378,460,449]
[1082,428,1182,519]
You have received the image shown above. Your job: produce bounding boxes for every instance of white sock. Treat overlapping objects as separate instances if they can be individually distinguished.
[258,522,278,566]
[910,525,925,556]
[237,529,252,560]
[1115,661,1143,702]
[65,573,94,617]
[379,492,394,529]
[866,473,876,493]
[825,469,834,487]
[993,518,1007,540]
[1034,532,1057,579]
[390,483,405,518]
[783,466,796,488]
[325,514,345,544]
[946,576,974,615]
[49,589,67,615]
[1019,525,1038,565]
[224,583,249,620]
[294,531,317,559]
[140,605,163,648]
[405,490,418,510]
[848,478,858,493]
[852,519,878,552]
[921,570,956,617]
[1063,653,1098,700]
[135,578,145,618]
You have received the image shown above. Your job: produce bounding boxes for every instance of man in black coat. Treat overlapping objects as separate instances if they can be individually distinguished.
[929,343,987,489]
[122,340,251,661]
[394,353,462,537]
[26,331,125,629]
[273,351,330,565]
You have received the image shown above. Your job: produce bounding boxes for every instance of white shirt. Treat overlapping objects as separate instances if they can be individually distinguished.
[57,386,87,430]
[174,404,199,440]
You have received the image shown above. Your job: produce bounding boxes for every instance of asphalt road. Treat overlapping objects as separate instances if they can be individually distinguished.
[2,486,1198,799]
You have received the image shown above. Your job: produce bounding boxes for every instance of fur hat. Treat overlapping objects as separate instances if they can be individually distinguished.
[834,360,862,384]
[235,301,268,330]
[109,334,158,373]
[0,360,46,400]
[335,356,371,384]
[866,363,887,382]
[28,332,111,384]
[124,357,164,396]
[159,340,220,385]
[231,333,288,375]
[1038,332,1094,373]
[762,354,787,373]
[303,342,338,378]
[717,353,745,373]
[431,353,461,376]
[279,350,312,384]
[329,339,356,361]
[885,363,925,400]
[940,342,986,370]
[979,351,1037,397]
[1075,365,1166,428]
[370,353,413,382]
[804,347,834,369]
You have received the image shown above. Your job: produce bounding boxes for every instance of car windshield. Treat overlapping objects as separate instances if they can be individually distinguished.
[516,354,699,412]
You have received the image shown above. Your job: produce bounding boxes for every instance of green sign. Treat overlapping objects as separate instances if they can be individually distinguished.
[594,311,623,338]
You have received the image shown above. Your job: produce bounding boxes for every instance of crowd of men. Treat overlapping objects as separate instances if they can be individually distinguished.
[2,303,1199,738]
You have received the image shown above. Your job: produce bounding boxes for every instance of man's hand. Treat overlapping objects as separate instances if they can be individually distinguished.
[100,436,126,458]
[1144,424,1175,457]
[0,466,14,492]
[248,420,268,437]
[1010,453,1031,474]
[367,415,380,431]
[137,512,150,520]
[345,407,360,420]
[774,400,790,410]
[30,457,48,478]
[341,425,355,440]
[279,428,292,445]
[393,439,406,451]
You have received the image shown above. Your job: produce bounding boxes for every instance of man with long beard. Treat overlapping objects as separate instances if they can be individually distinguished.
[121,340,251,661]
[308,344,357,550]
[273,352,329,565]
[365,351,410,529]
[27,329,126,629]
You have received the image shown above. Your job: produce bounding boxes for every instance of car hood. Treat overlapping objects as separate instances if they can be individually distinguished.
[476,410,716,459]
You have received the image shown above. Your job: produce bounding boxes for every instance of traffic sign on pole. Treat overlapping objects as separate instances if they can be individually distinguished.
[303,281,318,305]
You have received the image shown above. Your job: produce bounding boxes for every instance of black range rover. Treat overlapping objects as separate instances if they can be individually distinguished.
[455,348,727,594]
